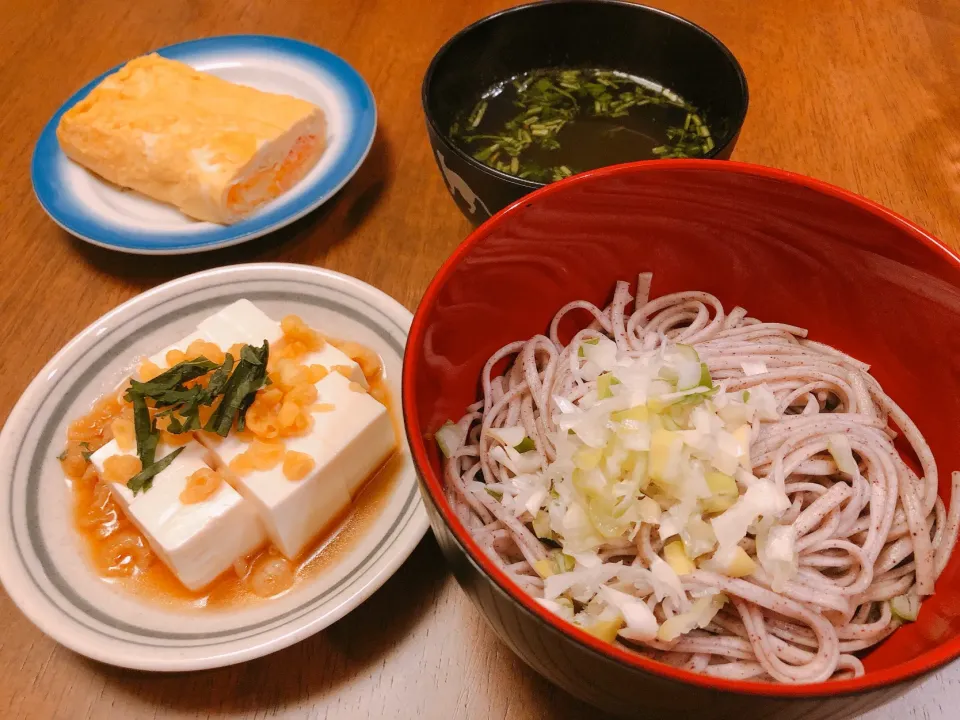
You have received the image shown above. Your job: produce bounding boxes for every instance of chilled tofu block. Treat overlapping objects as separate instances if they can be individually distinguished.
[307,372,396,496]
[209,432,351,560]
[145,300,367,387]
[143,301,280,371]
[203,372,396,559]
[197,299,283,348]
[201,300,367,386]
[303,344,368,389]
[89,440,266,591]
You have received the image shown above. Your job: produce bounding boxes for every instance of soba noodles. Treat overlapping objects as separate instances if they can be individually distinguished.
[437,275,960,684]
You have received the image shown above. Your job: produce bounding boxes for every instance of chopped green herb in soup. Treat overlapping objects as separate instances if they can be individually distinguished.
[449,68,714,182]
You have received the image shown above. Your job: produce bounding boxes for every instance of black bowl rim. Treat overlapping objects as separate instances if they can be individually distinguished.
[421,0,750,190]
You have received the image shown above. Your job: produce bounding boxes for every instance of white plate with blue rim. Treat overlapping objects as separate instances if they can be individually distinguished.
[0,263,427,670]
[31,36,376,255]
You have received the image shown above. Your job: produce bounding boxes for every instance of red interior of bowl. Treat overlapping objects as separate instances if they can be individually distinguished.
[403,160,960,697]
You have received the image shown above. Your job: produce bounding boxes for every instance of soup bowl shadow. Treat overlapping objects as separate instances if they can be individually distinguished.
[402,159,960,718]
[422,0,748,225]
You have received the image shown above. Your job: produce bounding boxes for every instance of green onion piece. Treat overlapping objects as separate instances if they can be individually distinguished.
[597,372,621,399]
[532,512,553,540]
[661,415,682,431]
[890,591,920,622]
[514,437,536,454]
[578,337,600,358]
[473,145,498,163]
[435,420,462,458]
[699,363,713,390]
[468,100,488,129]
[555,552,576,573]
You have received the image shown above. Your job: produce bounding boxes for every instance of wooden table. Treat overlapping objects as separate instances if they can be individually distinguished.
[1,1,959,718]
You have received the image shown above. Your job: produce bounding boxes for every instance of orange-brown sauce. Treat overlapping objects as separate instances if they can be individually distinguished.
[62,324,401,610]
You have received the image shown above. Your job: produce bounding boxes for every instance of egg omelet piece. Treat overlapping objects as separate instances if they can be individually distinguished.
[56,53,327,224]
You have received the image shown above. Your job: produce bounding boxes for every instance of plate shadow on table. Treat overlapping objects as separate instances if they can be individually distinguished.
[64,132,391,281]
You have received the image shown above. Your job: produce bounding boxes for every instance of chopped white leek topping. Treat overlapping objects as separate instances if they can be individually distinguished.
[649,555,686,606]
[740,360,768,376]
[702,544,756,577]
[663,539,697,574]
[581,335,618,372]
[489,445,543,475]
[435,420,467,458]
[537,596,575,621]
[599,585,658,639]
[657,593,727,641]
[438,339,803,645]
[890,589,920,622]
[636,496,661,523]
[756,523,798,591]
[827,433,859,476]
[488,425,527,448]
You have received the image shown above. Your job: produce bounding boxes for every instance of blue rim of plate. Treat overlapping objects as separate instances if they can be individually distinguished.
[31,35,377,255]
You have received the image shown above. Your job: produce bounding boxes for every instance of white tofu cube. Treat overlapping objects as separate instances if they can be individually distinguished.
[89,440,266,591]
[202,372,396,559]
[211,300,367,387]
[208,432,351,561]
[198,299,283,349]
[144,301,279,372]
[146,301,367,389]
[308,371,396,496]
[300,344,368,389]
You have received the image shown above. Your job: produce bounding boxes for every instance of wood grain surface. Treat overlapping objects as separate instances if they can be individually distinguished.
[1,1,959,718]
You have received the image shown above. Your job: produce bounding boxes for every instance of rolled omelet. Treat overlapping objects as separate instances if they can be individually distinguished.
[56,54,327,224]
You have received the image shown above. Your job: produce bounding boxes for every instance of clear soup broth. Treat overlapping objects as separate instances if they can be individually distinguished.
[449,68,713,183]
